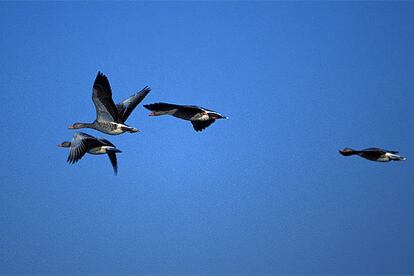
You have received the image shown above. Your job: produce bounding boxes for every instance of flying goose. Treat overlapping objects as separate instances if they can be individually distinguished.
[69,72,150,135]
[58,132,122,175]
[143,102,227,131]
[339,147,406,162]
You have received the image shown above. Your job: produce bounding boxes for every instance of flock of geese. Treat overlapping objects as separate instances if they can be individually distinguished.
[58,72,227,174]
[59,71,406,175]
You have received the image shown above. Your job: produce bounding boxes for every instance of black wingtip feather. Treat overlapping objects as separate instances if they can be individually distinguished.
[142,86,151,92]
[94,71,111,89]
[143,102,180,111]
[143,103,154,110]
[107,151,118,176]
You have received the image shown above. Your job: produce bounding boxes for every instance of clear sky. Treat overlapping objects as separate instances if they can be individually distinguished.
[1,2,414,274]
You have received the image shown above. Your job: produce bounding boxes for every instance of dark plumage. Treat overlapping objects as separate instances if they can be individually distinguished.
[58,132,122,175]
[339,147,406,162]
[144,102,227,132]
[69,72,150,135]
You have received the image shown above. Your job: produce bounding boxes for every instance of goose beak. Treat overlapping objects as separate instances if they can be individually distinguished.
[148,112,156,116]
[57,143,63,147]
[68,125,74,129]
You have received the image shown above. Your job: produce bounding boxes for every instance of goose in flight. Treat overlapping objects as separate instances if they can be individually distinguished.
[58,132,122,175]
[143,102,227,132]
[69,72,150,135]
[339,147,406,162]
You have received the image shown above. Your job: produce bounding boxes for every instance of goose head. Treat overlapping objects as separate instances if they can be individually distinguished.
[68,122,87,129]
[339,148,357,156]
[58,141,71,148]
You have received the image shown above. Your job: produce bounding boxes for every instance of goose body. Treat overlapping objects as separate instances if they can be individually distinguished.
[339,147,406,162]
[58,132,122,175]
[144,102,227,132]
[69,72,150,135]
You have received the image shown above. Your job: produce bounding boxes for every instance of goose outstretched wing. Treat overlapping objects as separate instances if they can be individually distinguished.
[116,86,150,123]
[106,150,118,175]
[92,72,119,122]
[191,119,215,132]
[67,132,100,164]
[144,103,203,120]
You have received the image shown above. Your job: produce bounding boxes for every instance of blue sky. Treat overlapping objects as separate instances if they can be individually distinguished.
[1,2,414,274]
